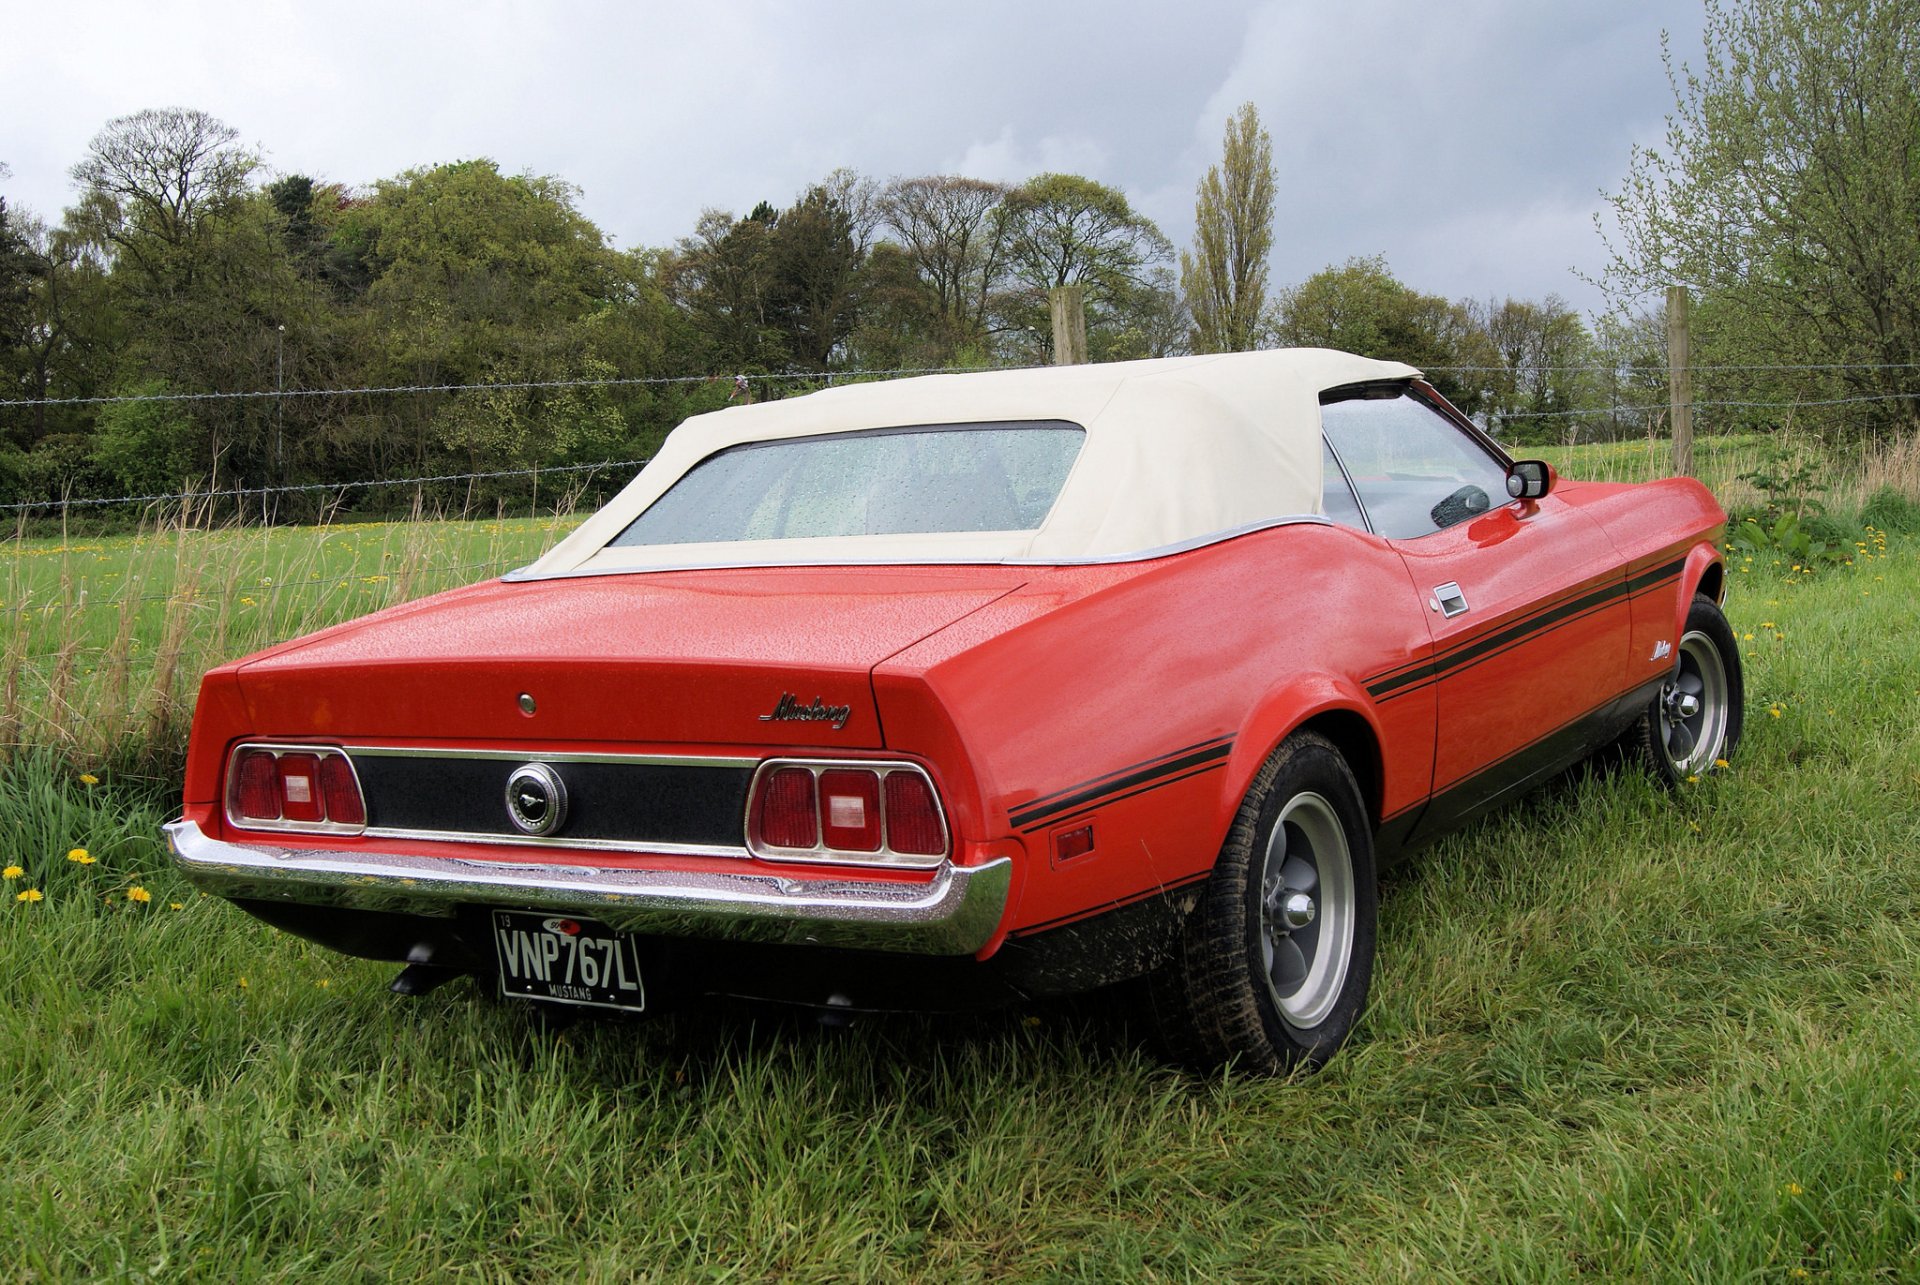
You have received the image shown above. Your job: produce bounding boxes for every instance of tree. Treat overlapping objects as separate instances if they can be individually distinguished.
[766,185,866,372]
[1598,0,1920,439]
[1182,103,1276,353]
[344,160,632,472]
[997,174,1174,356]
[1471,294,1596,443]
[1272,256,1497,409]
[877,175,1009,350]
[68,108,259,295]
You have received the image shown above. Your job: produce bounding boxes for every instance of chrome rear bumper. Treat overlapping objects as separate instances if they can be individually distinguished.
[163,819,1010,955]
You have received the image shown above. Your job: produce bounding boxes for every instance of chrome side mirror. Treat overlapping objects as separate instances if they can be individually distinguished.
[1506,459,1556,501]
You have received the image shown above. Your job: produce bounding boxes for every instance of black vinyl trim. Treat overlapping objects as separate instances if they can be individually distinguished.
[1008,737,1234,831]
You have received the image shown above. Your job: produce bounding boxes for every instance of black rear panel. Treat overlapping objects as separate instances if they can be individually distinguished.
[351,754,752,848]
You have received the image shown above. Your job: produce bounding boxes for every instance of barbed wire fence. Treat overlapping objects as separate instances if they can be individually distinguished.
[2,357,1916,521]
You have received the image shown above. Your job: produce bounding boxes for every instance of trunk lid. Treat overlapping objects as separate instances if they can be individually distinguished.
[234,566,1029,748]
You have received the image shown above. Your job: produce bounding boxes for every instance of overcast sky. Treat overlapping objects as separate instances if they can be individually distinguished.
[1,0,1705,320]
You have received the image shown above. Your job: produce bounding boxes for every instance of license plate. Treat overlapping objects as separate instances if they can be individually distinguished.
[491,910,646,1012]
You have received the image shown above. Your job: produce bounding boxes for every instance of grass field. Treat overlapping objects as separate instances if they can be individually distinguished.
[3,453,1919,1279]
[1,512,581,767]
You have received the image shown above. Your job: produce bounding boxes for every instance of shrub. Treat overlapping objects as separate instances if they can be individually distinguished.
[1858,485,1920,534]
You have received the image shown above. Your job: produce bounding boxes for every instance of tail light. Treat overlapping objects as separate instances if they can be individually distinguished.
[226,744,367,834]
[748,760,949,866]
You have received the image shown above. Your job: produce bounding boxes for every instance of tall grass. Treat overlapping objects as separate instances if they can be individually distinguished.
[1,505,581,770]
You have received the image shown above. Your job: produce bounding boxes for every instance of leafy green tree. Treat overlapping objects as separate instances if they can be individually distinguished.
[1182,103,1275,354]
[997,173,1175,357]
[6,212,117,450]
[1272,256,1497,409]
[670,204,786,371]
[767,185,865,372]
[1472,294,1596,443]
[341,160,630,472]
[1598,0,1920,439]
[91,379,203,493]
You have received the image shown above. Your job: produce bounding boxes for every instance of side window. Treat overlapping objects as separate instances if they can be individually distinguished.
[1319,440,1368,531]
[1320,391,1510,539]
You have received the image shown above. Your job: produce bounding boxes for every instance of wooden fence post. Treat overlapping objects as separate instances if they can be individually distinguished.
[1049,286,1088,366]
[1667,285,1694,476]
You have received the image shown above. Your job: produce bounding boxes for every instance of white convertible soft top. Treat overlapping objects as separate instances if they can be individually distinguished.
[522,348,1420,575]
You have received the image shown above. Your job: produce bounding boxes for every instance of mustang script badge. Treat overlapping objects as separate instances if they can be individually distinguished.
[759,693,853,731]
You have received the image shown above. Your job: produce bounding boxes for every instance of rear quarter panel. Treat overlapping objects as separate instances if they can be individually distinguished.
[875,523,1439,935]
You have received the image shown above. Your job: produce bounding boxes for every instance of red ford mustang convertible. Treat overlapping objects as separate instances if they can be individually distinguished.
[166,350,1742,1070]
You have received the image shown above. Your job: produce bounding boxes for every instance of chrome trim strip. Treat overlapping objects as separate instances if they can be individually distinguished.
[344,746,761,769]
[499,516,1334,583]
[164,819,1010,956]
[358,825,749,860]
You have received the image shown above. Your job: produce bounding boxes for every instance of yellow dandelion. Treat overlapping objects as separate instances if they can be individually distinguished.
[127,886,151,904]
[1769,705,1784,718]
[169,902,184,910]
[238,977,249,990]
[1896,1169,1906,1183]
[2,865,21,880]
[1714,758,1730,769]
[16,888,43,903]
[67,848,94,864]
[1784,1181,1804,1197]
[1686,774,1700,784]
[316,979,331,989]
[78,772,99,786]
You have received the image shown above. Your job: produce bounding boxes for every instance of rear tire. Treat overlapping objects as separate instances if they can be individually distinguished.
[1634,593,1744,785]
[1147,732,1377,1074]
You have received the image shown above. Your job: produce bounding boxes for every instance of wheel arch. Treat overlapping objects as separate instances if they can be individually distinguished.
[1677,542,1727,639]
[1225,677,1387,832]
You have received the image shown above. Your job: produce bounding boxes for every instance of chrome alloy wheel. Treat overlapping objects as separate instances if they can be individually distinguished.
[1659,629,1731,774]
[1258,791,1356,1030]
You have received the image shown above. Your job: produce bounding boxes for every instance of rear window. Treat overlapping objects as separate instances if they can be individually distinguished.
[610,422,1085,547]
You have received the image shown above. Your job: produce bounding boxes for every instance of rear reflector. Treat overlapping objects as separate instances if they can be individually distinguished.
[819,770,882,852]
[884,772,945,855]
[755,767,819,849]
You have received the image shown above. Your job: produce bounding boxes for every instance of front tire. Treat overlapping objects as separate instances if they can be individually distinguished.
[1635,593,1744,785]
[1147,732,1378,1074]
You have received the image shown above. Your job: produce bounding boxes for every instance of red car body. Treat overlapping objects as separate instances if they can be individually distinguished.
[167,350,1737,1068]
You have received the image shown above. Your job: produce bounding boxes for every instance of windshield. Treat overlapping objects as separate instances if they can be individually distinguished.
[610,421,1085,547]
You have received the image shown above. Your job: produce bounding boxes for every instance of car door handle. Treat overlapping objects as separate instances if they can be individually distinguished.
[1429,582,1469,617]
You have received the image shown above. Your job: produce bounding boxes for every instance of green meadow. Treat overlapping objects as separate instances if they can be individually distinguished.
[2,444,1918,1279]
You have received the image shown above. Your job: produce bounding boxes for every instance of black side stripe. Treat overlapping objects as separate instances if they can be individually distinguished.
[1009,737,1234,831]
[1366,558,1685,700]
[1019,760,1231,835]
